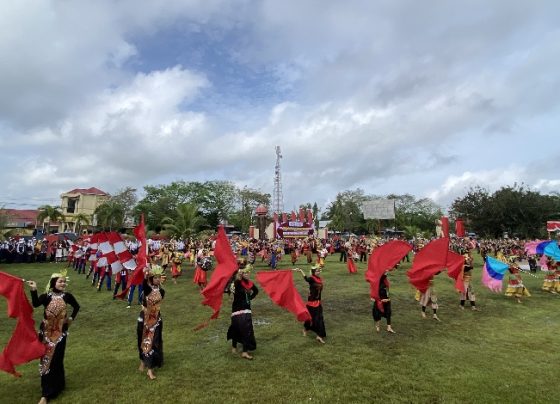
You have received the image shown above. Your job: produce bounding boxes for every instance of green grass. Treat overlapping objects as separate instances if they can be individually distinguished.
[1,254,559,404]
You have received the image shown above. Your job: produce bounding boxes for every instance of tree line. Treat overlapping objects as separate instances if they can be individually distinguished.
[9,182,558,240]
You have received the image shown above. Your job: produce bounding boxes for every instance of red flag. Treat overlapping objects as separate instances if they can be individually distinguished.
[407,238,449,293]
[347,258,357,274]
[441,216,449,238]
[195,226,238,329]
[365,241,412,311]
[0,271,46,377]
[115,215,146,300]
[446,250,465,293]
[256,270,311,323]
[455,218,465,237]
[407,238,465,293]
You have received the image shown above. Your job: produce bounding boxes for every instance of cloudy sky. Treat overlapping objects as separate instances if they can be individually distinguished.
[1,0,559,213]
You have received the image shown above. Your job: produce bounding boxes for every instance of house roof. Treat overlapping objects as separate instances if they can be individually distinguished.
[2,209,39,222]
[1,209,40,227]
[63,187,108,196]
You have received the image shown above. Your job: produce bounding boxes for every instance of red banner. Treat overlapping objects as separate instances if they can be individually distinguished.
[455,218,465,237]
[547,221,560,232]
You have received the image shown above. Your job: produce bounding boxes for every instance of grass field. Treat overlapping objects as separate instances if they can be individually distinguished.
[1,254,559,404]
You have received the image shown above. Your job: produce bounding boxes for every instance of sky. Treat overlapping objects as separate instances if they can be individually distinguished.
[1,0,559,214]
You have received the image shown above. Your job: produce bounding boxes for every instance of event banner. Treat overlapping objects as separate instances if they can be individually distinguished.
[361,198,395,220]
[547,221,560,232]
[276,220,314,238]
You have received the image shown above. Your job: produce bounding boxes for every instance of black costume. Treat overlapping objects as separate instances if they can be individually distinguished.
[137,279,165,369]
[372,275,391,325]
[304,275,326,338]
[31,289,80,401]
[227,279,258,352]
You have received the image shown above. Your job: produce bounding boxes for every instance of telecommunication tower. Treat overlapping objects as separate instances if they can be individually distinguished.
[272,146,284,215]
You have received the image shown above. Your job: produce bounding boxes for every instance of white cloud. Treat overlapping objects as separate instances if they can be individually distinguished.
[1,1,559,212]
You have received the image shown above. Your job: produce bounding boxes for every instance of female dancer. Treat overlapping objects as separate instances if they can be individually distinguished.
[505,264,530,303]
[295,265,326,343]
[193,249,209,290]
[137,265,165,380]
[417,278,440,321]
[372,273,395,333]
[27,274,80,404]
[460,253,479,311]
[227,266,259,359]
[170,249,183,284]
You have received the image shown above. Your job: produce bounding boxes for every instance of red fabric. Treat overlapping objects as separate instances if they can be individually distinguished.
[256,270,311,322]
[441,216,449,238]
[193,267,207,284]
[0,271,46,377]
[115,215,147,300]
[407,238,449,293]
[240,279,254,290]
[291,211,297,221]
[195,227,238,329]
[455,218,465,237]
[406,238,466,293]
[446,250,465,293]
[365,241,412,311]
[347,258,357,274]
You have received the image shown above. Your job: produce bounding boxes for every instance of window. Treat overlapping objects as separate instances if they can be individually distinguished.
[67,197,78,214]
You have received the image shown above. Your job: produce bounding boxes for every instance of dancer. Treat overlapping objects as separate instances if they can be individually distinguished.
[227,266,259,359]
[193,249,210,290]
[542,257,557,294]
[27,274,80,404]
[505,263,531,303]
[372,273,395,333]
[295,265,326,343]
[460,253,479,311]
[417,279,440,321]
[137,265,165,380]
[170,250,183,284]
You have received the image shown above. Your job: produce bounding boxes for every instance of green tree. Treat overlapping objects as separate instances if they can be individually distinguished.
[161,203,206,239]
[95,201,125,231]
[72,213,91,234]
[229,187,271,232]
[0,207,10,240]
[325,189,367,233]
[111,187,138,221]
[450,184,560,238]
[388,194,442,235]
[37,205,64,234]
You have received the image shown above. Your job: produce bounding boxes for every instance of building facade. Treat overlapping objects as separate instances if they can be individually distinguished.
[59,187,109,232]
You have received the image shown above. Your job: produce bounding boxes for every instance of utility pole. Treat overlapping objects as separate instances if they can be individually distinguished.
[272,146,284,215]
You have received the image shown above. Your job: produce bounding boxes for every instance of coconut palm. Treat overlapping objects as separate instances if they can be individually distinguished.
[161,203,206,239]
[37,205,64,234]
[95,201,125,231]
[72,213,91,234]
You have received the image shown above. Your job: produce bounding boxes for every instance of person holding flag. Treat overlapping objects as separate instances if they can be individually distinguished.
[372,272,395,333]
[295,265,326,344]
[27,273,80,404]
[226,265,259,359]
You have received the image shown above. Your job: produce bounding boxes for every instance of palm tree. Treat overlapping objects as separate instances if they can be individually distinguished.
[37,205,64,234]
[95,201,125,231]
[161,203,206,239]
[72,213,91,234]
